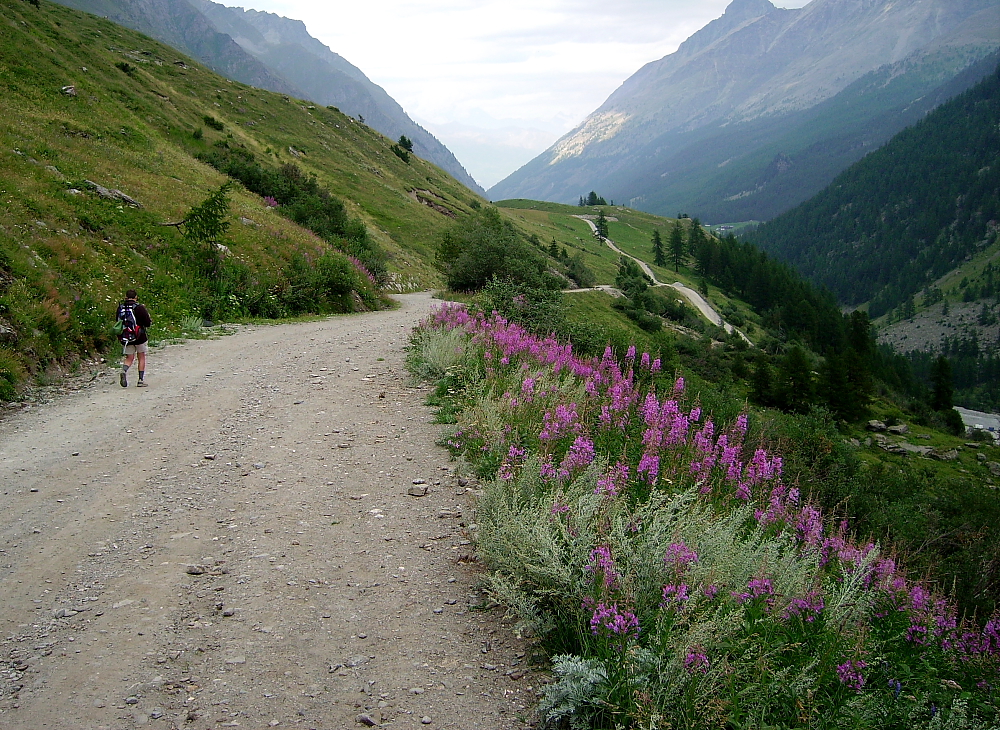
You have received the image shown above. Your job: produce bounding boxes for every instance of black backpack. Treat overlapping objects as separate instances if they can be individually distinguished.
[115,301,140,345]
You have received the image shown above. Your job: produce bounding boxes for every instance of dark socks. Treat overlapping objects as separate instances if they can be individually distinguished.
[138,370,144,381]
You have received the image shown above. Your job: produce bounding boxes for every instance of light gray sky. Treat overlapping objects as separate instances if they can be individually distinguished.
[239,0,812,187]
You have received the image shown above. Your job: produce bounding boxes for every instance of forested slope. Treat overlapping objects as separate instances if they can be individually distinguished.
[746,62,1000,318]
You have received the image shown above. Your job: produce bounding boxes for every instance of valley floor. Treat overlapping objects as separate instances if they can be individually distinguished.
[0,293,532,730]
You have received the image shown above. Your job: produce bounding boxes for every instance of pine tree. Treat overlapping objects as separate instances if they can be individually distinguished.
[687,218,705,263]
[668,221,685,272]
[182,182,233,280]
[931,355,954,410]
[595,210,609,239]
[651,230,665,267]
[750,357,774,407]
[776,346,815,414]
[548,238,560,258]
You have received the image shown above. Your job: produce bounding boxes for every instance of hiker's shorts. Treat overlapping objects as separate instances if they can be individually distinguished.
[123,342,148,356]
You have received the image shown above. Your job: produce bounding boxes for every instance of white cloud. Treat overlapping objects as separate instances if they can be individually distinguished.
[234,0,813,184]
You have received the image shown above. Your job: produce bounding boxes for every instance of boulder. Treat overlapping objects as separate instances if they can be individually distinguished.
[887,424,909,435]
[83,180,143,208]
[866,420,887,432]
[987,462,1000,478]
[931,449,960,461]
[61,85,76,96]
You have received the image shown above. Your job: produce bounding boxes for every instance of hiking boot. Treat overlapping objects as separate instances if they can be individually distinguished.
[120,372,128,388]
[137,380,148,388]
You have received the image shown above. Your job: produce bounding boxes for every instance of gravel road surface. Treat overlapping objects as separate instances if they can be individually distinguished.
[0,293,534,730]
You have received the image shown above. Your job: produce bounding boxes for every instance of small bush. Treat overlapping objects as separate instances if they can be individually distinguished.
[0,347,26,401]
[438,208,557,291]
[202,115,224,131]
[390,144,410,163]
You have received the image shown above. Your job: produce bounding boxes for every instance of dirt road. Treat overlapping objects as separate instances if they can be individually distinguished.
[0,293,534,730]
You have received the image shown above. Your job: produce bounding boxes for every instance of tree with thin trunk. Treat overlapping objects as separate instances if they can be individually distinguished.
[595,210,609,239]
[652,229,665,267]
[669,221,686,272]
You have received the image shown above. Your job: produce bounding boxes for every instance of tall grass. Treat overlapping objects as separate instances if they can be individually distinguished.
[409,303,1000,729]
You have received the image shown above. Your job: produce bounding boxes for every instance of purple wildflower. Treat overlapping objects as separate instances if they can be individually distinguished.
[637,452,660,484]
[559,436,595,477]
[590,602,640,640]
[683,646,710,674]
[585,545,619,588]
[733,576,775,606]
[661,583,690,607]
[596,461,629,497]
[784,590,824,622]
[664,541,699,572]
[836,660,867,691]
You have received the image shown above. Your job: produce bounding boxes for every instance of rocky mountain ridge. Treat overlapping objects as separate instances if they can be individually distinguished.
[489,0,999,220]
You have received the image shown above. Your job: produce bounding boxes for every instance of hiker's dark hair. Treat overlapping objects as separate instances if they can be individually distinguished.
[126,289,137,300]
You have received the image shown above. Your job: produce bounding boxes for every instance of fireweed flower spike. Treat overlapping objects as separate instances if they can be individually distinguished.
[589,602,640,640]
[684,646,710,674]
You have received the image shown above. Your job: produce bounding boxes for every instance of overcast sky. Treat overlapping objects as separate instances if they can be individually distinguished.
[236,0,813,187]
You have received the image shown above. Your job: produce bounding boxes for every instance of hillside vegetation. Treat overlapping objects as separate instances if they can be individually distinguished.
[408,303,1000,728]
[746,62,1000,411]
[436,198,1000,628]
[746,62,1000,318]
[51,0,484,192]
[0,0,480,389]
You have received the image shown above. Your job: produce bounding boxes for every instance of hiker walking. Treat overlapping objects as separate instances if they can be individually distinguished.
[115,289,152,388]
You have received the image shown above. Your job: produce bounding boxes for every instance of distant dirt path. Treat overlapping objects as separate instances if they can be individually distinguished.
[0,293,533,730]
[572,216,752,344]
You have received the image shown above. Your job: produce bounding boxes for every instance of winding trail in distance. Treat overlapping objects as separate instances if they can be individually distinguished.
[572,216,752,345]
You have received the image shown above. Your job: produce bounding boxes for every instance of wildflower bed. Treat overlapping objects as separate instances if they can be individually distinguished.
[408,303,1000,729]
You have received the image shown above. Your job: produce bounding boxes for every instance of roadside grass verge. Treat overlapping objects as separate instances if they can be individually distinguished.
[407,301,1000,729]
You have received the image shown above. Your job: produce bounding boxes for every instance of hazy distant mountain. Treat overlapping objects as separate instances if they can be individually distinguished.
[52,0,484,194]
[489,0,999,221]
[54,0,301,94]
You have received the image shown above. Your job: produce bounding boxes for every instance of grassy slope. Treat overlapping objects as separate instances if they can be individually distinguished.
[0,0,480,340]
[496,199,761,338]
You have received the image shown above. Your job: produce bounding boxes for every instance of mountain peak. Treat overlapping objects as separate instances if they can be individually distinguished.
[723,0,776,21]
